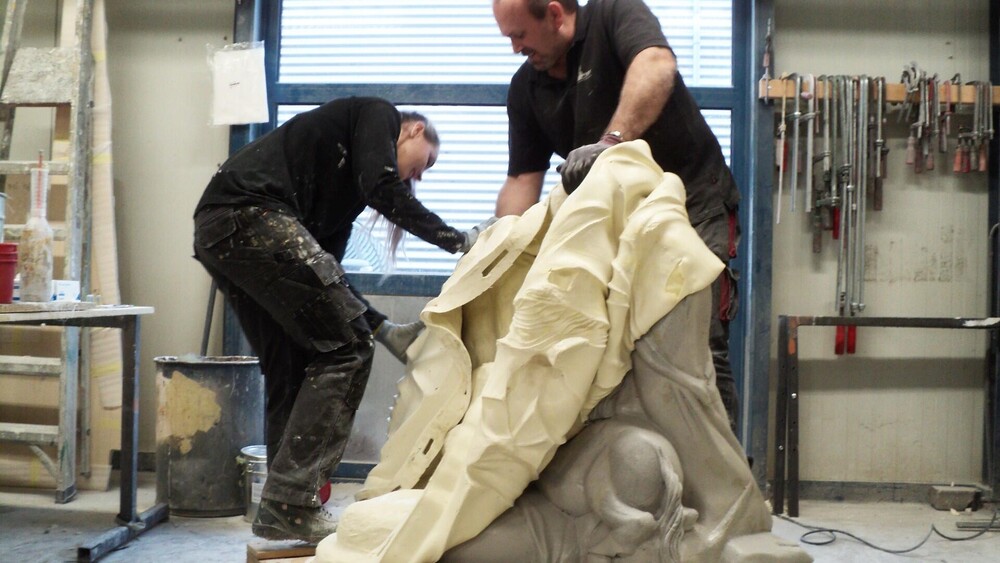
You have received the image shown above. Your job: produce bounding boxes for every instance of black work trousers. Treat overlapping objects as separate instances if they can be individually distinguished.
[193,206,375,507]
[694,209,741,436]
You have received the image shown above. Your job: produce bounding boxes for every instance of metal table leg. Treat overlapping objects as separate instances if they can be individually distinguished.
[118,315,139,524]
[773,315,789,514]
[771,314,1000,518]
[787,318,800,517]
[56,325,81,503]
[77,315,168,562]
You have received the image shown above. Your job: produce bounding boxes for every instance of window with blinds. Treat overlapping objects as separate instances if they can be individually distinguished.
[280,0,732,87]
[277,0,735,275]
[278,104,730,274]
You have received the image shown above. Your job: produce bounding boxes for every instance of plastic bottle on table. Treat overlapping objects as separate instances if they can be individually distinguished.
[18,154,53,302]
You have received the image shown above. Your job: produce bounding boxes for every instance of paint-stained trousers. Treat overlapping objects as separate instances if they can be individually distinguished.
[193,206,376,508]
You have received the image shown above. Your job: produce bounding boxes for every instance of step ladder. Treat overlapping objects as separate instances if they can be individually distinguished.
[0,0,94,503]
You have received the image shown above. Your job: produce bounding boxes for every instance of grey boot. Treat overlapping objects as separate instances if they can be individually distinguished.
[374,320,425,363]
[252,498,339,543]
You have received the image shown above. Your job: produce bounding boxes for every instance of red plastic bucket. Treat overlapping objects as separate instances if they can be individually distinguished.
[0,246,16,304]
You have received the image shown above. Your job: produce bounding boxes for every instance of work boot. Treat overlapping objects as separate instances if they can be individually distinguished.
[251,498,339,543]
[374,319,425,363]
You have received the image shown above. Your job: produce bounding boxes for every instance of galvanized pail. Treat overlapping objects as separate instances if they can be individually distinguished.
[237,445,268,523]
[0,192,7,242]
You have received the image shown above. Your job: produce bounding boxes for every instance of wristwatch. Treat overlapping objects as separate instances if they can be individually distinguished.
[602,130,624,144]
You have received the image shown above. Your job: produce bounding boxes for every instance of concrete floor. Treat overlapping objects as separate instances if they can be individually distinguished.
[1,475,998,562]
[771,500,1000,562]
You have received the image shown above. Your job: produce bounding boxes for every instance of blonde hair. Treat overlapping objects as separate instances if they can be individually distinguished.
[369,111,441,267]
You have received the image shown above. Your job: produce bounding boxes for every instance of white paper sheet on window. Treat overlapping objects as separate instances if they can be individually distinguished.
[210,42,269,125]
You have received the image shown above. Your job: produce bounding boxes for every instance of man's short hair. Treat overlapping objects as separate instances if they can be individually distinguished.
[525,0,579,20]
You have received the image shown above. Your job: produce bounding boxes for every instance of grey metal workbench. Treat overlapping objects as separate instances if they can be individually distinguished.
[773,314,1000,518]
[0,304,164,561]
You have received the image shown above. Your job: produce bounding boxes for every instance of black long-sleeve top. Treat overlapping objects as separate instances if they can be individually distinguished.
[195,96,465,258]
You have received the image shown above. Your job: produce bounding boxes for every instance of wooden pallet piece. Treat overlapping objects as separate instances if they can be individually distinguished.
[246,540,316,563]
[759,77,1000,104]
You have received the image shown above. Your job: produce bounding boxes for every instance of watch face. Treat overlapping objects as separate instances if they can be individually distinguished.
[604,131,624,143]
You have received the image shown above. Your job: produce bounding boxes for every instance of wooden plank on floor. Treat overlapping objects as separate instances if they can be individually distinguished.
[246,541,316,563]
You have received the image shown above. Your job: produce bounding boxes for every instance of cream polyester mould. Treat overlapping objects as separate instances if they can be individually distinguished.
[315,141,724,562]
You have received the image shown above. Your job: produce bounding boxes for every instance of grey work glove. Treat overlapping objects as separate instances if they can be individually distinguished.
[374,319,425,364]
[458,216,499,254]
[558,134,623,194]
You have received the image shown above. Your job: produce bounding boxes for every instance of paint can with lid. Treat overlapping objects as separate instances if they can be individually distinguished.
[237,445,268,523]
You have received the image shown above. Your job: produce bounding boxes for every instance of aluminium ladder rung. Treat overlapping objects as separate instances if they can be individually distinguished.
[3,222,68,242]
[0,160,72,175]
[0,422,59,446]
[0,0,95,508]
[0,355,62,376]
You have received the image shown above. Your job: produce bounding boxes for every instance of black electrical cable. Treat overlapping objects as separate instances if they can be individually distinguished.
[776,507,1000,555]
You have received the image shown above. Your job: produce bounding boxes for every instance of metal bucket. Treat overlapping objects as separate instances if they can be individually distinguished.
[237,444,268,523]
[0,192,7,242]
[155,355,264,517]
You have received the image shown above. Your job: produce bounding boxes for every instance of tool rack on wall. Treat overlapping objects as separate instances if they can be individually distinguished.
[758,78,1000,105]
[759,72,998,344]
[741,2,1000,501]
[756,73,1000,497]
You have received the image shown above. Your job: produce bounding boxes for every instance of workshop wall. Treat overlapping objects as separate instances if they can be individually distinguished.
[104,0,431,465]
[771,0,991,484]
[5,0,990,491]
[104,0,232,455]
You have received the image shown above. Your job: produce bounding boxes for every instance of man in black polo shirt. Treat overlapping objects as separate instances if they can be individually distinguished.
[492,0,742,433]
